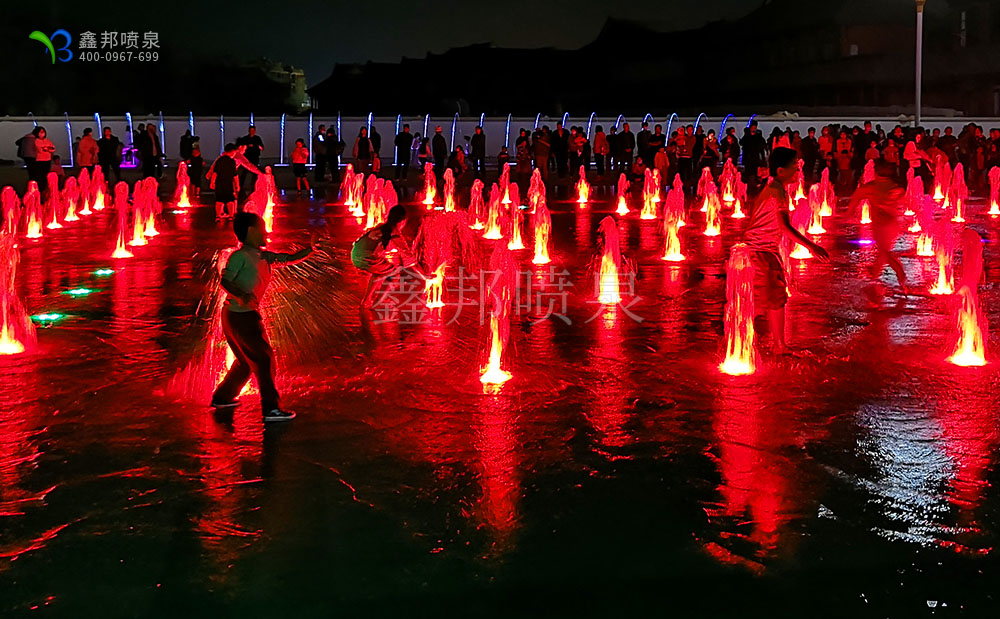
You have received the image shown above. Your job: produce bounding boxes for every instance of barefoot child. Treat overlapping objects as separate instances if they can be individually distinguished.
[211,212,321,421]
[351,205,419,308]
[848,159,908,303]
[741,147,830,354]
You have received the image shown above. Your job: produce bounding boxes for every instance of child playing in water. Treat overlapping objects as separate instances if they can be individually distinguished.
[741,147,830,354]
[211,212,322,421]
[208,143,239,219]
[291,139,310,196]
[351,205,420,308]
[847,159,908,304]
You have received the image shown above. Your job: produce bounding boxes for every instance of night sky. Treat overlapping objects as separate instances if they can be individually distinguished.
[5,0,760,85]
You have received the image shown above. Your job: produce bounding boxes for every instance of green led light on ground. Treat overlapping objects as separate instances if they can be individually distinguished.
[63,288,95,297]
[94,268,115,276]
[32,313,65,323]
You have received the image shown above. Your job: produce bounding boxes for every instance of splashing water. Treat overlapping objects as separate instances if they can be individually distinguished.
[703,192,722,237]
[0,236,35,355]
[23,183,42,239]
[483,183,503,240]
[790,199,813,259]
[129,182,149,247]
[933,158,951,202]
[45,173,63,230]
[949,286,987,366]
[860,199,872,225]
[917,234,934,256]
[141,178,160,237]
[576,165,590,206]
[469,179,486,229]
[720,160,738,203]
[424,262,447,309]
[112,182,134,258]
[904,175,924,217]
[341,163,355,205]
[506,185,524,250]
[792,160,806,202]
[443,169,457,212]
[421,162,436,206]
[615,174,629,215]
[949,164,968,223]
[413,211,481,282]
[732,179,747,219]
[697,167,714,203]
[78,167,93,216]
[806,185,826,235]
[862,160,875,185]
[91,166,108,211]
[818,168,834,217]
[661,206,684,262]
[365,180,387,230]
[500,164,512,205]
[989,167,1000,215]
[948,229,986,366]
[532,195,551,265]
[63,177,80,222]
[666,174,686,227]
[527,169,545,214]
[480,244,515,388]
[596,216,622,304]
[640,168,657,220]
[720,244,756,375]
[929,219,955,295]
[2,186,21,238]
[175,161,192,208]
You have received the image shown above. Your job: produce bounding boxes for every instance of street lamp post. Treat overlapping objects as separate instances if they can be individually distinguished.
[915,0,926,127]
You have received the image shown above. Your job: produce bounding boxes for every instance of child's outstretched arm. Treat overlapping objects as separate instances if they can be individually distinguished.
[264,233,324,266]
[779,211,830,262]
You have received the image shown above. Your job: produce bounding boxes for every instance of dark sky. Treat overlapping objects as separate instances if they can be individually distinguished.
[8,0,760,85]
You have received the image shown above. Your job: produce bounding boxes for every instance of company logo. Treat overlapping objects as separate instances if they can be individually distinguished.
[28,30,74,64]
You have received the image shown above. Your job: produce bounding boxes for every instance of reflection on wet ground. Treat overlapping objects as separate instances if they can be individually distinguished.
[1,192,998,617]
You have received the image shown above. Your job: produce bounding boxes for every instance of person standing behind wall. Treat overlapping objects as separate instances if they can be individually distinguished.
[313,124,327,183]
[16,128,39,185]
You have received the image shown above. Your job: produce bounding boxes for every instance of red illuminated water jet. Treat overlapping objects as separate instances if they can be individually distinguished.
[720,243,756,375]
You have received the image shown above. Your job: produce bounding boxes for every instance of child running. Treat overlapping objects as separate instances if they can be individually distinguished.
[211,212,322,421]
[351,205,420,308]
[741,147,830,354]
[847,159,908,304]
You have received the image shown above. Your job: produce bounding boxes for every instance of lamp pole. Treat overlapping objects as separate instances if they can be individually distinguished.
[915,0,926,127]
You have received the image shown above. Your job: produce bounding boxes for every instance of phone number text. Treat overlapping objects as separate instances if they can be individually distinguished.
[78,51,159,62]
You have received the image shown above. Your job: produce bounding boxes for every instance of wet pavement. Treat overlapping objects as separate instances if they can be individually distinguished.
[1,189,999,617]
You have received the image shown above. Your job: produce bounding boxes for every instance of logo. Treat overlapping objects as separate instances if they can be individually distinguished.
[28,30,74,64]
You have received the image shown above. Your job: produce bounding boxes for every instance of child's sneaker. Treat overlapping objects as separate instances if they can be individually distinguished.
[210,398,239,409]
[263,408,296,422]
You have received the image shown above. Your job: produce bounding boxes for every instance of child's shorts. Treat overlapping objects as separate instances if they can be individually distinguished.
[752,250,788,311]
[293,163,307,178]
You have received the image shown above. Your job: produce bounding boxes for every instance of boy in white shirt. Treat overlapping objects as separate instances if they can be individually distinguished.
[211,212,320,421]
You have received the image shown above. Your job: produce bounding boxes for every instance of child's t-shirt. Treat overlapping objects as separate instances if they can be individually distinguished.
[221,246,293,312]
[742,184,788,253]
